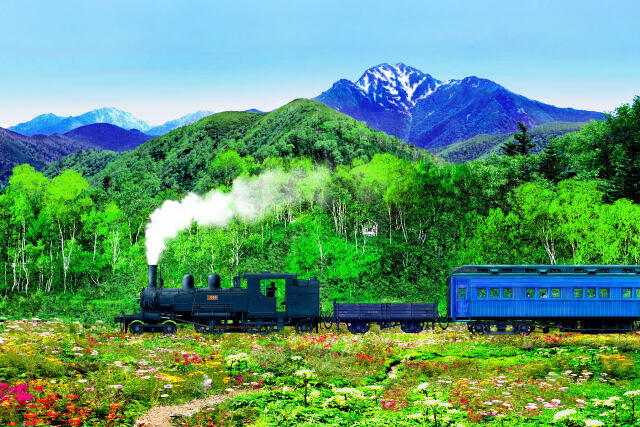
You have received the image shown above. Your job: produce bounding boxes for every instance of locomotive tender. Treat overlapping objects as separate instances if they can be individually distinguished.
[116,264,640,335]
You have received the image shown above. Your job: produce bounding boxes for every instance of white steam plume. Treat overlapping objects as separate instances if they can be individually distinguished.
[145,167,329,264]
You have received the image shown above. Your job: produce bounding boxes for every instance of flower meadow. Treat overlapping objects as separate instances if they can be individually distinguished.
[1,320,640,426]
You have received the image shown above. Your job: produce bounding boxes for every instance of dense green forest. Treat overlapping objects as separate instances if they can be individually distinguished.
[0,97,638,320]
[432,121,586,163]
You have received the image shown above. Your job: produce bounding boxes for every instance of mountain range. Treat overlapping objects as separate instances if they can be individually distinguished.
[9,108,213,136]
[314,63,603,148]
[0,128,90,184]
[0,123,155,185]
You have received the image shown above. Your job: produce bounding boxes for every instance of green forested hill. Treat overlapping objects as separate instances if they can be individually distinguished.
[432,121,586,163]
[53,99,425,194]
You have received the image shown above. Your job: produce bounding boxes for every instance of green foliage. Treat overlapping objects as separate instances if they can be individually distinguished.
[554,96,640,202]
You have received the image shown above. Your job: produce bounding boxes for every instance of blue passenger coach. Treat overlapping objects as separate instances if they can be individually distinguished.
[449,265,640,334]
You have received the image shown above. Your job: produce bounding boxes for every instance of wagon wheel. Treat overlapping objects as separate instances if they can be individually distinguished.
[129,322,145,335]
[295,319,314,334]
[162,322,177,335]
[358,322,370,334]
[401,322,423,334]
[347,321,369,334]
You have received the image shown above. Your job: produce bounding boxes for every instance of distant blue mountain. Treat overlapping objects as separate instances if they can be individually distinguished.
[63,123,153,152]
[10,108,215,137]
[10,107,151,136]
[315,63,604,148]
[147,110,213,135]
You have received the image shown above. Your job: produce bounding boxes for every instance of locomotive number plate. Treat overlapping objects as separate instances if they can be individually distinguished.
[207,295,218,301]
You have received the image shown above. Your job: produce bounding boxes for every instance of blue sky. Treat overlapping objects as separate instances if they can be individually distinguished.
[1,0,638,127]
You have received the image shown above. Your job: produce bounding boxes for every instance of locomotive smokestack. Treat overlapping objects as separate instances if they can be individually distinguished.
[148,265,158,288]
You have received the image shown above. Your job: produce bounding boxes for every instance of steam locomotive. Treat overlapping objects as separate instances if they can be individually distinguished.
[115,265,320,335]
[115,264,640,335]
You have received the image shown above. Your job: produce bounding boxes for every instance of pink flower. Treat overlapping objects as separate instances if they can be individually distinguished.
[164,384,172,389]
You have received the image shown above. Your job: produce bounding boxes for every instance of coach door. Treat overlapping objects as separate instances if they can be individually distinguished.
[455,279,470,319]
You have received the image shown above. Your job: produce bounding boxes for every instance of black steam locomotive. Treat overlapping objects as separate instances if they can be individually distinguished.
[115,265,320,335]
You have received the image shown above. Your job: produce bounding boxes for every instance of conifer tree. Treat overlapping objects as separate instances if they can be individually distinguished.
[538,139,566,183]
[501,122,535,156]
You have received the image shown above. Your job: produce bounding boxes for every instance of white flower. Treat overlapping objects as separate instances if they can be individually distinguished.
[407,413,423,419]
[77,379,87,383]
[290,355,303,361]
[294,369,316,379]
[624,390,640,397]
[584,420,605,427]
[160,394,169,398]
[416,382,430,391]
[225,352,250,367]
[333,387,363,397]
[553,409,576,422]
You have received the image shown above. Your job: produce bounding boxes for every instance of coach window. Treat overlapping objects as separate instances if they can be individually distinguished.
[574,288,583,298]
[503,288,513,298]
[599,288,609,298]
[457,287,467,299]
[526,288,535,298]
[539,288,548,299]
[622,288,632,298]
[490,288,500,298]
[477,288,487,298]
[587,288,596,298]
[636,288,640,298]
[551,288,561,298]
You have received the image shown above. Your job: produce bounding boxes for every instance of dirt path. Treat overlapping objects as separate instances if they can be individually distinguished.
[135,389,251,427]
[136,362,401,426]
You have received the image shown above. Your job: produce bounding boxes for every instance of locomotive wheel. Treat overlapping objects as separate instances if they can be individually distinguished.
[194,324,207,334]
[295,320,314,334]
[209,320,224,335]
[162,322,177,335]
[257,324,274,336]
[129,322,145,335]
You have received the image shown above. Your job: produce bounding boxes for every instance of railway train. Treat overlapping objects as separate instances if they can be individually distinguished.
[115,264,640,335]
